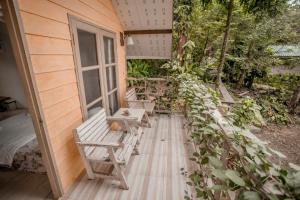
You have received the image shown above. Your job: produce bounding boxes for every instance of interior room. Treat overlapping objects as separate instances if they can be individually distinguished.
[0,5,52,199]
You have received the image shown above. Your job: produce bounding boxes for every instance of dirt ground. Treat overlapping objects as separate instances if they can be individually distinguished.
[257,120,300,165]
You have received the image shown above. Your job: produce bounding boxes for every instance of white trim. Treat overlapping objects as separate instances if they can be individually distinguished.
[69,16,120,119]
[81,65,101,71]
[86,97,102,109]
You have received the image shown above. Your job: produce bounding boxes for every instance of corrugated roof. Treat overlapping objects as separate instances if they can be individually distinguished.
[112,0,173,59]
[269,45,300,57]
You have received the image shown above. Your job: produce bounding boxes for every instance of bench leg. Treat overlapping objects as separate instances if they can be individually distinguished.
[85,161,95,180]
[107,147,129,190]
[134,145,140,155]
[75,142,95,179]
[143,112,151,128]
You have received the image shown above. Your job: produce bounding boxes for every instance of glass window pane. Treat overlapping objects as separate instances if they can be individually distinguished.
[108,91,119,115]
[83,69,101,104]
[77,29,98,67]
[87,101,102,118]
[104,36,115,64]
[106,66,117,91]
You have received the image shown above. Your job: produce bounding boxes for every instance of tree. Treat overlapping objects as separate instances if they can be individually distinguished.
[173,0,193,64]
[199,0,288,87]
[289,84,300,114]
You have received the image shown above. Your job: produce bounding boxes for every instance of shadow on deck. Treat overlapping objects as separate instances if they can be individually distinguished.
[62,114,193,200]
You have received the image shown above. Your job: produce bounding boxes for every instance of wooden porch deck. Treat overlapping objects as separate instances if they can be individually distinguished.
[62,114,192,200]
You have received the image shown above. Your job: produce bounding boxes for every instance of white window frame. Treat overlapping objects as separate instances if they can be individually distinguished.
[70,17,120,119]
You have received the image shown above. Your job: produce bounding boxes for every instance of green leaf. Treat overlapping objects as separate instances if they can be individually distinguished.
[212,169,227,181]
[270,148,286,158]
[263,181,284,195]
[208,123,220,130]
[241,191,261,200]
[288,163,300,171]
[208,156,223,168]
[246,145,256,156]
[193,152,200,157]
[210,185,227,191]
[225,170,246,186]
[201,157,209,164]
[186,181,193,186]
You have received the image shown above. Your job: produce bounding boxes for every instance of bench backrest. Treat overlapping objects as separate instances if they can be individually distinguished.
[125,88,141,108]
[125,88,137,101]
[74,109,110,145]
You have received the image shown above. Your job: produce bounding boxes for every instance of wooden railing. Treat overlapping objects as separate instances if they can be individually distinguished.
[126,77,182,113]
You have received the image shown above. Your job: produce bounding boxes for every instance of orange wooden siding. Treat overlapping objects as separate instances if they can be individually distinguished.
[17,0,126,193]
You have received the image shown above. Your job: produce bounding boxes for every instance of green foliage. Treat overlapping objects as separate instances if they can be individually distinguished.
[162,41,206,77]
[255,74,300,91]
[127,59,169,78]
[127,60,151,78]
[178,74,300,200]
[231,97,265,128]
[176,0,298,88]
[170,1,299,199]
[258,95,291,124]
[253,74,299,124]
[173,0,193,55]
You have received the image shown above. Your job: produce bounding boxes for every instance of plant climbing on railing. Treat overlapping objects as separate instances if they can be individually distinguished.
[178,74,300,200]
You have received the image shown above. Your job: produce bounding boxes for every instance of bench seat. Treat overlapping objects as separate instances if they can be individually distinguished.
[86,128,142,164]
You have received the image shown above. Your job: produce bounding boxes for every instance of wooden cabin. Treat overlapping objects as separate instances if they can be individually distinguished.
[0,0,173,199]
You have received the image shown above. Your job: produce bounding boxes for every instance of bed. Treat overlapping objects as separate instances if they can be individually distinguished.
[0,112,45,173]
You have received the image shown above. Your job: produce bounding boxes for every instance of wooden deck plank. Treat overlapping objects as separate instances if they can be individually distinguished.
[62,114,191,200]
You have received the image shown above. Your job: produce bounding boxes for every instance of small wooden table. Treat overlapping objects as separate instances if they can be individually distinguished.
[112,108,151,127]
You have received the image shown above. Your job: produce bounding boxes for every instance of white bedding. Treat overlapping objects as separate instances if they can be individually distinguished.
[0,113,36,166]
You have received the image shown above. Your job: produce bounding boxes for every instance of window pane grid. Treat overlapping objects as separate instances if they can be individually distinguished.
[77,29,98,67]
[82,69,102,104]
[105,63,116,67]
[106,65,117,92]
[81,65,100,71]
[108,91,118,115]
[87,100,102,118]
[86,97,102,109]
[107,88,117,95]
[104,36,115,64]
[74,22,119,118]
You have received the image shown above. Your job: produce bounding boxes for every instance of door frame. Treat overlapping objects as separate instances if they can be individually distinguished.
[1,0,63,198]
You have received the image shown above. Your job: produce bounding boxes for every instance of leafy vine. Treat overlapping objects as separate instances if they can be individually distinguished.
[179,74,300,200]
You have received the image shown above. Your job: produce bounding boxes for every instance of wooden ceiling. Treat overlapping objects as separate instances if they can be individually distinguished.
[112,0,173,59]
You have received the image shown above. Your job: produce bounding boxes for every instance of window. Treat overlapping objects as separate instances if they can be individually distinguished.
[103,36,119,115]
[72,20,119,119]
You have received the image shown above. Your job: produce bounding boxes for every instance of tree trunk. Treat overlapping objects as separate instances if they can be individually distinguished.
[177,33,187,65]
[199,32,209,64]
[289,84,300,114]
[238,41,254,88]
[237,72,246,88]
[215,0,234,88]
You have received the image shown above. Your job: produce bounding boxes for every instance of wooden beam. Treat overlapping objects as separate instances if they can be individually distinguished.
[124,29,172,35]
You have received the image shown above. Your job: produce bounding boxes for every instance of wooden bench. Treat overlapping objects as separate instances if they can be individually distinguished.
[74,109,142,189]
[125,88,155,114]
